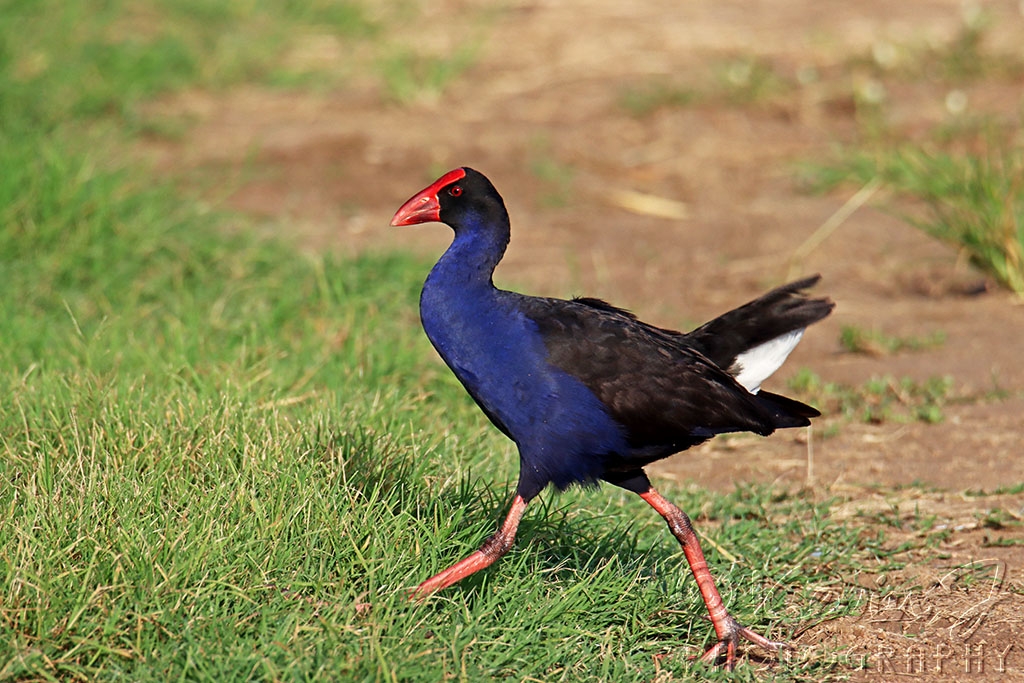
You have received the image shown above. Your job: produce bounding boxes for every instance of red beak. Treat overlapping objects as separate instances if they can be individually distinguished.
[390,191,440,226]
[390,168,467,226]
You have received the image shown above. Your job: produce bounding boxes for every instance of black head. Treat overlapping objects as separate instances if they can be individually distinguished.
[390,167,507,232]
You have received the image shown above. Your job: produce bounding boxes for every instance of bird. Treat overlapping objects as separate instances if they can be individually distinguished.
[390,167,833,669]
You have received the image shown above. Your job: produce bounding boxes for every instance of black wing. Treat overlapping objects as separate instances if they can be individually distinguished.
[517,295,796,453]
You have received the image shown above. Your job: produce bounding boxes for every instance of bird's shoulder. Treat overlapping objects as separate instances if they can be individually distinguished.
[513,293,685,351]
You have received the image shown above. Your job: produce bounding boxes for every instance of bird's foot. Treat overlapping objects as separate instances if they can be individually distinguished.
[698,614,790,671]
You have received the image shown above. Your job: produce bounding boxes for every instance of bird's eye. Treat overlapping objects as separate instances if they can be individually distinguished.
[448,185,463,197]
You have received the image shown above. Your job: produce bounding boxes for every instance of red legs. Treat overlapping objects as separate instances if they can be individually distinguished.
[412,494,528,598]
[639,487,787,671]
[412,488,782,670]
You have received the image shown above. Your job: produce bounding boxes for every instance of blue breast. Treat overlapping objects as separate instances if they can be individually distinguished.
[420,267,627,499]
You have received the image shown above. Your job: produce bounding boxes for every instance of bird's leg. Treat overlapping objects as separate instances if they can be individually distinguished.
[639,487,787,670]
[412,494,528,597]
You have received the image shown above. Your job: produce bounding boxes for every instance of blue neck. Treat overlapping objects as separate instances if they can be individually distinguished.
[418,215,518,412]
[420,221,511,361]
[425,214,510,294]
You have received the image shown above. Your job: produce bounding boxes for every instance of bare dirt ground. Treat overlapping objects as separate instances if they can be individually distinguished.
[138,1,1024,678]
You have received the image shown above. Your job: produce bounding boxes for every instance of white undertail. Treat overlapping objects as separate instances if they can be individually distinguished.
[731,329,805,394]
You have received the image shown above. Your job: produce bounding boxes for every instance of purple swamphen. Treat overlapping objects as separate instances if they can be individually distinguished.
[390,167,833,669]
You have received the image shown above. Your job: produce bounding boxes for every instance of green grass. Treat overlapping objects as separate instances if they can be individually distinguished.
[839,324,946,356]
[618,80,699,117]
[809,143,1024,294]
[788,369,954,425]
[802,13,1024,295]
[1,0,378,129]
[617,57,790,117]
[715,57,791,105]
[0,146,876,679]
[854,6,1024,85]
[0,2,944,679]
[528,135,576,208]
[380,43,481,104]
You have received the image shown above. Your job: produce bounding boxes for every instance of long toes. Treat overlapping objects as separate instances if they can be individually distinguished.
[737,625,788,652]
[696,621,792,669]
[699,639,739,671]
[698,641,728,665]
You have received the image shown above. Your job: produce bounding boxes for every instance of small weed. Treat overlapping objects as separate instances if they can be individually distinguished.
[980,507,1022,530]
[860,503,905,530]
[380,44,479,104]
[809,144,1024,294]
[618,79,698,116]
[983,536,1024,547]
[965,482,1024,497]
[857,6,1023,85]
[788,369,954,424]
[528,136,575,207]
[839,324,946,356]
[939,5,992,82]
[716,57,790,104]
[616,58,789,117]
